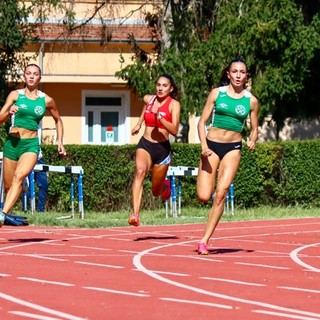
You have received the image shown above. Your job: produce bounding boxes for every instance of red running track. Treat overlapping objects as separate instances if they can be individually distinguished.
[0,217,319,320]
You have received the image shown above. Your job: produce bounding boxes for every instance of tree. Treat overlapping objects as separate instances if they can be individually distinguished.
[116,0,320,140]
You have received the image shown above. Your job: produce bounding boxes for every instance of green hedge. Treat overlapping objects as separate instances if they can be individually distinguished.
[19,140,320,212]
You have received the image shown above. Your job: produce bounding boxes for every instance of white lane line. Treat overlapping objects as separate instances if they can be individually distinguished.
[160,297,233,310]
[0,233,121,251]
[119,250,166,257]
[119,250,143,253]
[22,255,67,262]
[290,243,320,273]
[9,311,61,319]
[200,277,266,287]
[84,286,150,297]
[18,277,75,287]
[228,239,265,243]
[134,269,189,277]
[235,262,291,270]
[71,246,112,251]
[0,292,86,320]
[218,221,320,232]
[133,239,320,319]
[74,261,124,269]
[216,230,320,242]
[256,250,295,255]
[0,273,11,277]
[150,241,191,247]
[272,242,308,247]
[253,309,320,320]
[172,255,224,262]
[278,286,320,294]
[35,254,94,257]
[273,230,320,236]
[108,237,131,242]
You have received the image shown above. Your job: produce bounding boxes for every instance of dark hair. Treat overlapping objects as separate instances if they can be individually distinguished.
[25,64,42,76]
[219,58,248,87]
[157,74,179,100]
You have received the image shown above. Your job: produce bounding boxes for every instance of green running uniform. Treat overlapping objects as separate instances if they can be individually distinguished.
[4,90,47,160]
[211,86,251,133]
[11,89,46,131]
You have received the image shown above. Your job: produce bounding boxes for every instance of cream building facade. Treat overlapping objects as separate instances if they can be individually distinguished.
[23,0,160,145]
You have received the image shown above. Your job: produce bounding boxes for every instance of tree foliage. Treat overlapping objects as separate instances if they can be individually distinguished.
[116,0,320,139]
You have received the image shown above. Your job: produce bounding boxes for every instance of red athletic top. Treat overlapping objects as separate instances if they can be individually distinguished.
[144,95,173,129]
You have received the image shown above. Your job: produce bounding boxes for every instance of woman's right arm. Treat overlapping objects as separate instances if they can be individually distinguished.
[197,88,218,156]
[0,91,18,124]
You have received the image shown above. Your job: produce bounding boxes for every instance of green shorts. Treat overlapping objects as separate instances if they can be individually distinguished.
[3,135,40,161]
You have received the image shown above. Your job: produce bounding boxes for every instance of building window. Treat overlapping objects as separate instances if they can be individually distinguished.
[82,90,130,145]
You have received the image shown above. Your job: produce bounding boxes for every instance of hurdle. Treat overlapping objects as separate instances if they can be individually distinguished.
[0,152,84,219]
[166,166,235,217]
[166,166,198,218]
[28,164,84,219]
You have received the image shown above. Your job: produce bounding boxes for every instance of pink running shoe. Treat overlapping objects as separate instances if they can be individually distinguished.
[128,213,140,227]
[161,180,171,201]
[197,242,209,255]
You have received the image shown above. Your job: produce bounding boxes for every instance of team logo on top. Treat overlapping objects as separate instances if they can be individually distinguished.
[34,106,45,115]
[235,105,246,116]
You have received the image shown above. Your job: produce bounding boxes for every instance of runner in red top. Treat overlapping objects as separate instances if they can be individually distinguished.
[128,74,181,227]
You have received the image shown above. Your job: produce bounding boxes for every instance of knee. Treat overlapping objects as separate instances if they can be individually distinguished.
[214,188,228,205]
[197,188,212,203]
[197,193,211,204]
[135,167,148,180]
[13,172,26,185]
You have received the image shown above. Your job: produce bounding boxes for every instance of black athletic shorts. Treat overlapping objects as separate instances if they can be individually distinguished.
[137,136,171,165]
[206,139,242,160]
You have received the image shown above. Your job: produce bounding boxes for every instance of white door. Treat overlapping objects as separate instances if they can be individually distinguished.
[82,91,130,145]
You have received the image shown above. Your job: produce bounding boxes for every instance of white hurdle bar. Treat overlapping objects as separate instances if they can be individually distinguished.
[0,155,84,219]
[166,166,235,217]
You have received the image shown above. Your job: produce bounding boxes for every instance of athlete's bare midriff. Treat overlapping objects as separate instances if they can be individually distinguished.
[207,127,242,143]
[143,126,170,143]
[9,127,38,139]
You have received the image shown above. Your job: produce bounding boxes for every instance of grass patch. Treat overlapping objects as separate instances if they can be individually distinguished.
[15,205,320,228]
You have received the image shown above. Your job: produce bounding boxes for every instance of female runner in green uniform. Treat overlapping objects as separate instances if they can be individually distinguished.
[0,64,66,227]
[197,58,259,254]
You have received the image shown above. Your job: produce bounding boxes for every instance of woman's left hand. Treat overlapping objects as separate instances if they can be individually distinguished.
[58,144,67,156]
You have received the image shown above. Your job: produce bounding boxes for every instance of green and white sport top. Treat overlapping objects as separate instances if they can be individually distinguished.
[11,89,46,131]
[211,86,251,133]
